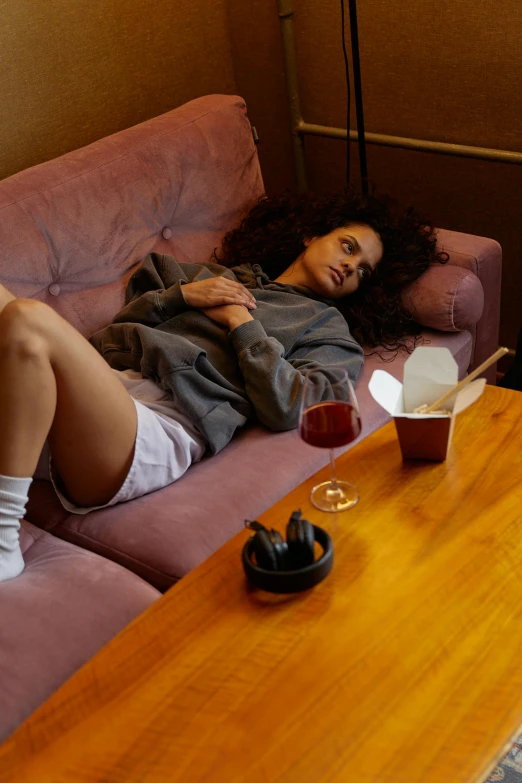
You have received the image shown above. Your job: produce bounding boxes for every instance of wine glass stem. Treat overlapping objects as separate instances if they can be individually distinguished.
[329,448,338,488]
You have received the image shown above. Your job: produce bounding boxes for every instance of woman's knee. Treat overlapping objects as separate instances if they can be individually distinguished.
[0,299,53,357]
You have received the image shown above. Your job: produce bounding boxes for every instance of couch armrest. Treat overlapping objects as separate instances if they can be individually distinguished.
[435,229,502,383]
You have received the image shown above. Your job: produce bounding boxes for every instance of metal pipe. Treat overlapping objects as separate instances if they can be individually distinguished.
[275,0,307,191]
[298,121,522,166]
[276,0,522,189]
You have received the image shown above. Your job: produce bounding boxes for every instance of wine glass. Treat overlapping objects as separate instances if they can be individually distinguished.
[299,366,361,513]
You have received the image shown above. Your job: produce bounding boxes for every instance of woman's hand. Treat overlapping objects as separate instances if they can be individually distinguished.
[201,304,254,331]
[181,277,256,310]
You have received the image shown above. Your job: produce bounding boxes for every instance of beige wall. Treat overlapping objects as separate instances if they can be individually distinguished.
[0,0,236,178]
[225,0,296,194]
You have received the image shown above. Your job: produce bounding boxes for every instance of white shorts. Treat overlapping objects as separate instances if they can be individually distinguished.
[34,373,206,515]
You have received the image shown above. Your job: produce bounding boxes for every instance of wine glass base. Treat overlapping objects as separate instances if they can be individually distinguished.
[310,480,359,513]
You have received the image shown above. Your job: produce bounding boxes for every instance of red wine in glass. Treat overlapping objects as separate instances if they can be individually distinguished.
[299,368,361,512]
[300,401,362,449]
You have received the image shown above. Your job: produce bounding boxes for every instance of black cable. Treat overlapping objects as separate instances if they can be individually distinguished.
[348,0,368,196]
[340,0,351,186]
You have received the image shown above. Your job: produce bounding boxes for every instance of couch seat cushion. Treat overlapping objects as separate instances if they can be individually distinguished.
[0,522,160,743]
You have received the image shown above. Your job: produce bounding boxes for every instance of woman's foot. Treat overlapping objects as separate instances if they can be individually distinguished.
[0,474,31,582]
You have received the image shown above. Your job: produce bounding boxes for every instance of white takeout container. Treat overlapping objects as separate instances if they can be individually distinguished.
[368,347,486,460]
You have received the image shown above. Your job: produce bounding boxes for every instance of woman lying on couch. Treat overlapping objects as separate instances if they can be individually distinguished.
[0,188,446,580]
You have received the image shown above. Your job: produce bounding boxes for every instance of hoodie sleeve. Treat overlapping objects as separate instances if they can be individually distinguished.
[228,313,364,432]
[111,253,238,326]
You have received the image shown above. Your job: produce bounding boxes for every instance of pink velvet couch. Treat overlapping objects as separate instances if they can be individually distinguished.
[0,95,501,742]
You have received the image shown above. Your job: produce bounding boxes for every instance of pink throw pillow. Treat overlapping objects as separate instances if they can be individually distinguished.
[401,265,484,332]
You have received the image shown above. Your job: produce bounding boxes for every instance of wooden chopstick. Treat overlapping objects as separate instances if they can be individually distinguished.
[421,347,509,414]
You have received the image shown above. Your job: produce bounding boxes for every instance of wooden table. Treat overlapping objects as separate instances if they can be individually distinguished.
[2,385,522,783]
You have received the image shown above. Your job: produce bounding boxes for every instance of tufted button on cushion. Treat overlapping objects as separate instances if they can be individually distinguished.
[162,227,172,240]
[48,283,61,296]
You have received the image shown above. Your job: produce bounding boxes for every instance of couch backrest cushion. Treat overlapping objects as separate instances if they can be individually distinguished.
[0,95,264,336]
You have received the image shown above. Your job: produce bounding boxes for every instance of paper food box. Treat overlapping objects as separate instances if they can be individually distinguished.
[368,347,486,461]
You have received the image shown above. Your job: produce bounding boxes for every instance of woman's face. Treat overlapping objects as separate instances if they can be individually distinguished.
[276,224,383,299]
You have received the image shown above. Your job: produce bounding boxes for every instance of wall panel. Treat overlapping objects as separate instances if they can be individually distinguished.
[224,0,296,194]
[0,0,236,178]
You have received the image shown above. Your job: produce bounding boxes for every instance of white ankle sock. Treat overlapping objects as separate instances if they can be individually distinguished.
[0,473,32,581]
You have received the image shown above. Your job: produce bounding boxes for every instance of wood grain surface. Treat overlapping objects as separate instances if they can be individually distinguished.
[1,385,522,783]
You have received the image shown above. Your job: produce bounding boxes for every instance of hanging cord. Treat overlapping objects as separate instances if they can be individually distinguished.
[340,0,351,186]
[348,0,369,196]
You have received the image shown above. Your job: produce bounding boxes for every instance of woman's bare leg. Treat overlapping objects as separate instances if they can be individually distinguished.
[0,298,138,507]
[0,282,16,313]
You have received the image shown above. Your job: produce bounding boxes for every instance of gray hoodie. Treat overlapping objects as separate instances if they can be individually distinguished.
[89,253,364,454]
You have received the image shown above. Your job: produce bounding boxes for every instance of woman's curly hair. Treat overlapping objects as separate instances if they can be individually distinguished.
[212,188,448,353]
